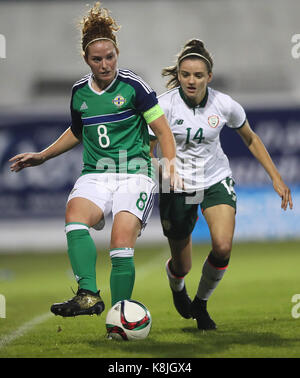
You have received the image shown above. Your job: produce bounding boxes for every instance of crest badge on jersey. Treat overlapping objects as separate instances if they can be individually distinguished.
[208,115,220,128]
[112,94,126,107]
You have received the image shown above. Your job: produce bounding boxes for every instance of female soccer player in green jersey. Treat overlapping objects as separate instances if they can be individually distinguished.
[150,39,293,330]
[9,2,178,318]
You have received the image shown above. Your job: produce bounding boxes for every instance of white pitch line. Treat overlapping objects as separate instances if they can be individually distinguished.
[0,249,169,351]
[0,312,52,350]
[135,249,169,280]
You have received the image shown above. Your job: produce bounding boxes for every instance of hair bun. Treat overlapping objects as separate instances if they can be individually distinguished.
[185,38,204,49]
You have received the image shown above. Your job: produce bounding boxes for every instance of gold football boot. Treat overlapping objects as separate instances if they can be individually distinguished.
[51,289,105,317]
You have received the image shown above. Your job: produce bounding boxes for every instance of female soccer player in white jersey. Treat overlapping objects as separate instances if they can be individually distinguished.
[150,39,293,330]
[9,2,178,318]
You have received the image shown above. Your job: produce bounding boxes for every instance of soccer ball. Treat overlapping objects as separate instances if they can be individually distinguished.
[105,299,152,341]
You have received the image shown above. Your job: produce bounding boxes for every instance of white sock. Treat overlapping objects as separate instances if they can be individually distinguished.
[197,257,228,300]
[165,258,185,292]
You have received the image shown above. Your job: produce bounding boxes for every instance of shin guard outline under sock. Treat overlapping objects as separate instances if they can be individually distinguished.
[65,223,98,293]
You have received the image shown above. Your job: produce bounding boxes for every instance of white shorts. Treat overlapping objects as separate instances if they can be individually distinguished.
[67,173,157,232]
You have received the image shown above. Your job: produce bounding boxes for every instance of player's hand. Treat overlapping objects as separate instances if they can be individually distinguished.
[9,152,45,172]
[161,159,184,192]
[272,177,293,210]
[171,172,184,192]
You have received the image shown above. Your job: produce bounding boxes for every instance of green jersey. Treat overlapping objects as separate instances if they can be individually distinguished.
[70,69,159,177]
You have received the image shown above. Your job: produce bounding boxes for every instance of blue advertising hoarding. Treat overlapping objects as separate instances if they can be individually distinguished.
[0,114,82,219]
[193,107,300,241]
[193,186,300,241]
[0,108,299,240]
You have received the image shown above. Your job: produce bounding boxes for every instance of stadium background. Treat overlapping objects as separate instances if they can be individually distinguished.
[0,0,299,252]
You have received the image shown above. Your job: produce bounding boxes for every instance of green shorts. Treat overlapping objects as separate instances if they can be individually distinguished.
[159,177,236,240]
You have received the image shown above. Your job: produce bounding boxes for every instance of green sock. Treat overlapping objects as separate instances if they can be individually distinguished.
[66,228,98,293]
[110,255,135,306]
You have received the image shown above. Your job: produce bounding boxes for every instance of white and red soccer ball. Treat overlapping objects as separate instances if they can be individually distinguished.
[105,299,152,341]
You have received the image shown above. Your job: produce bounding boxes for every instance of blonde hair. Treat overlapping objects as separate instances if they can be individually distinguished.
[80,2,120,56]
[162,39,213,89]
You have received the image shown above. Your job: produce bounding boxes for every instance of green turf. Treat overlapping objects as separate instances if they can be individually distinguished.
[1,240,300,358]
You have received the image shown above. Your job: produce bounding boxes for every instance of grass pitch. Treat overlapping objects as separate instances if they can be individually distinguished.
[1,240,300,358]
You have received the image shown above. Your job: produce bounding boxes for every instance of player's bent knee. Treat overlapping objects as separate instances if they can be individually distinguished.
[212,241,232,260]
[65,208,91,226]
[65,198,103,227]
[111,235,137,249]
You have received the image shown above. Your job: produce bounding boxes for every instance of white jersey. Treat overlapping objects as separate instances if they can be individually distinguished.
[152,86,246,191]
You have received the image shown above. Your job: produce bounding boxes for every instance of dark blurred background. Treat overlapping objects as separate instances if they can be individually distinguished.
[0,0,299,251]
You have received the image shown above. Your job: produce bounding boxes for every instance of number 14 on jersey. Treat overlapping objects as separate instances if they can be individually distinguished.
[185,127,205,144]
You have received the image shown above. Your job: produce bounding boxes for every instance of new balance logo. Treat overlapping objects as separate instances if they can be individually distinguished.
[80,102,88,111]
[175,119,184,125]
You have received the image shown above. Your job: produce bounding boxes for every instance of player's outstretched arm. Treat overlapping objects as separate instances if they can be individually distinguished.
[9,127,80,173]
[149,114,183,191]
[237,120,293,210]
